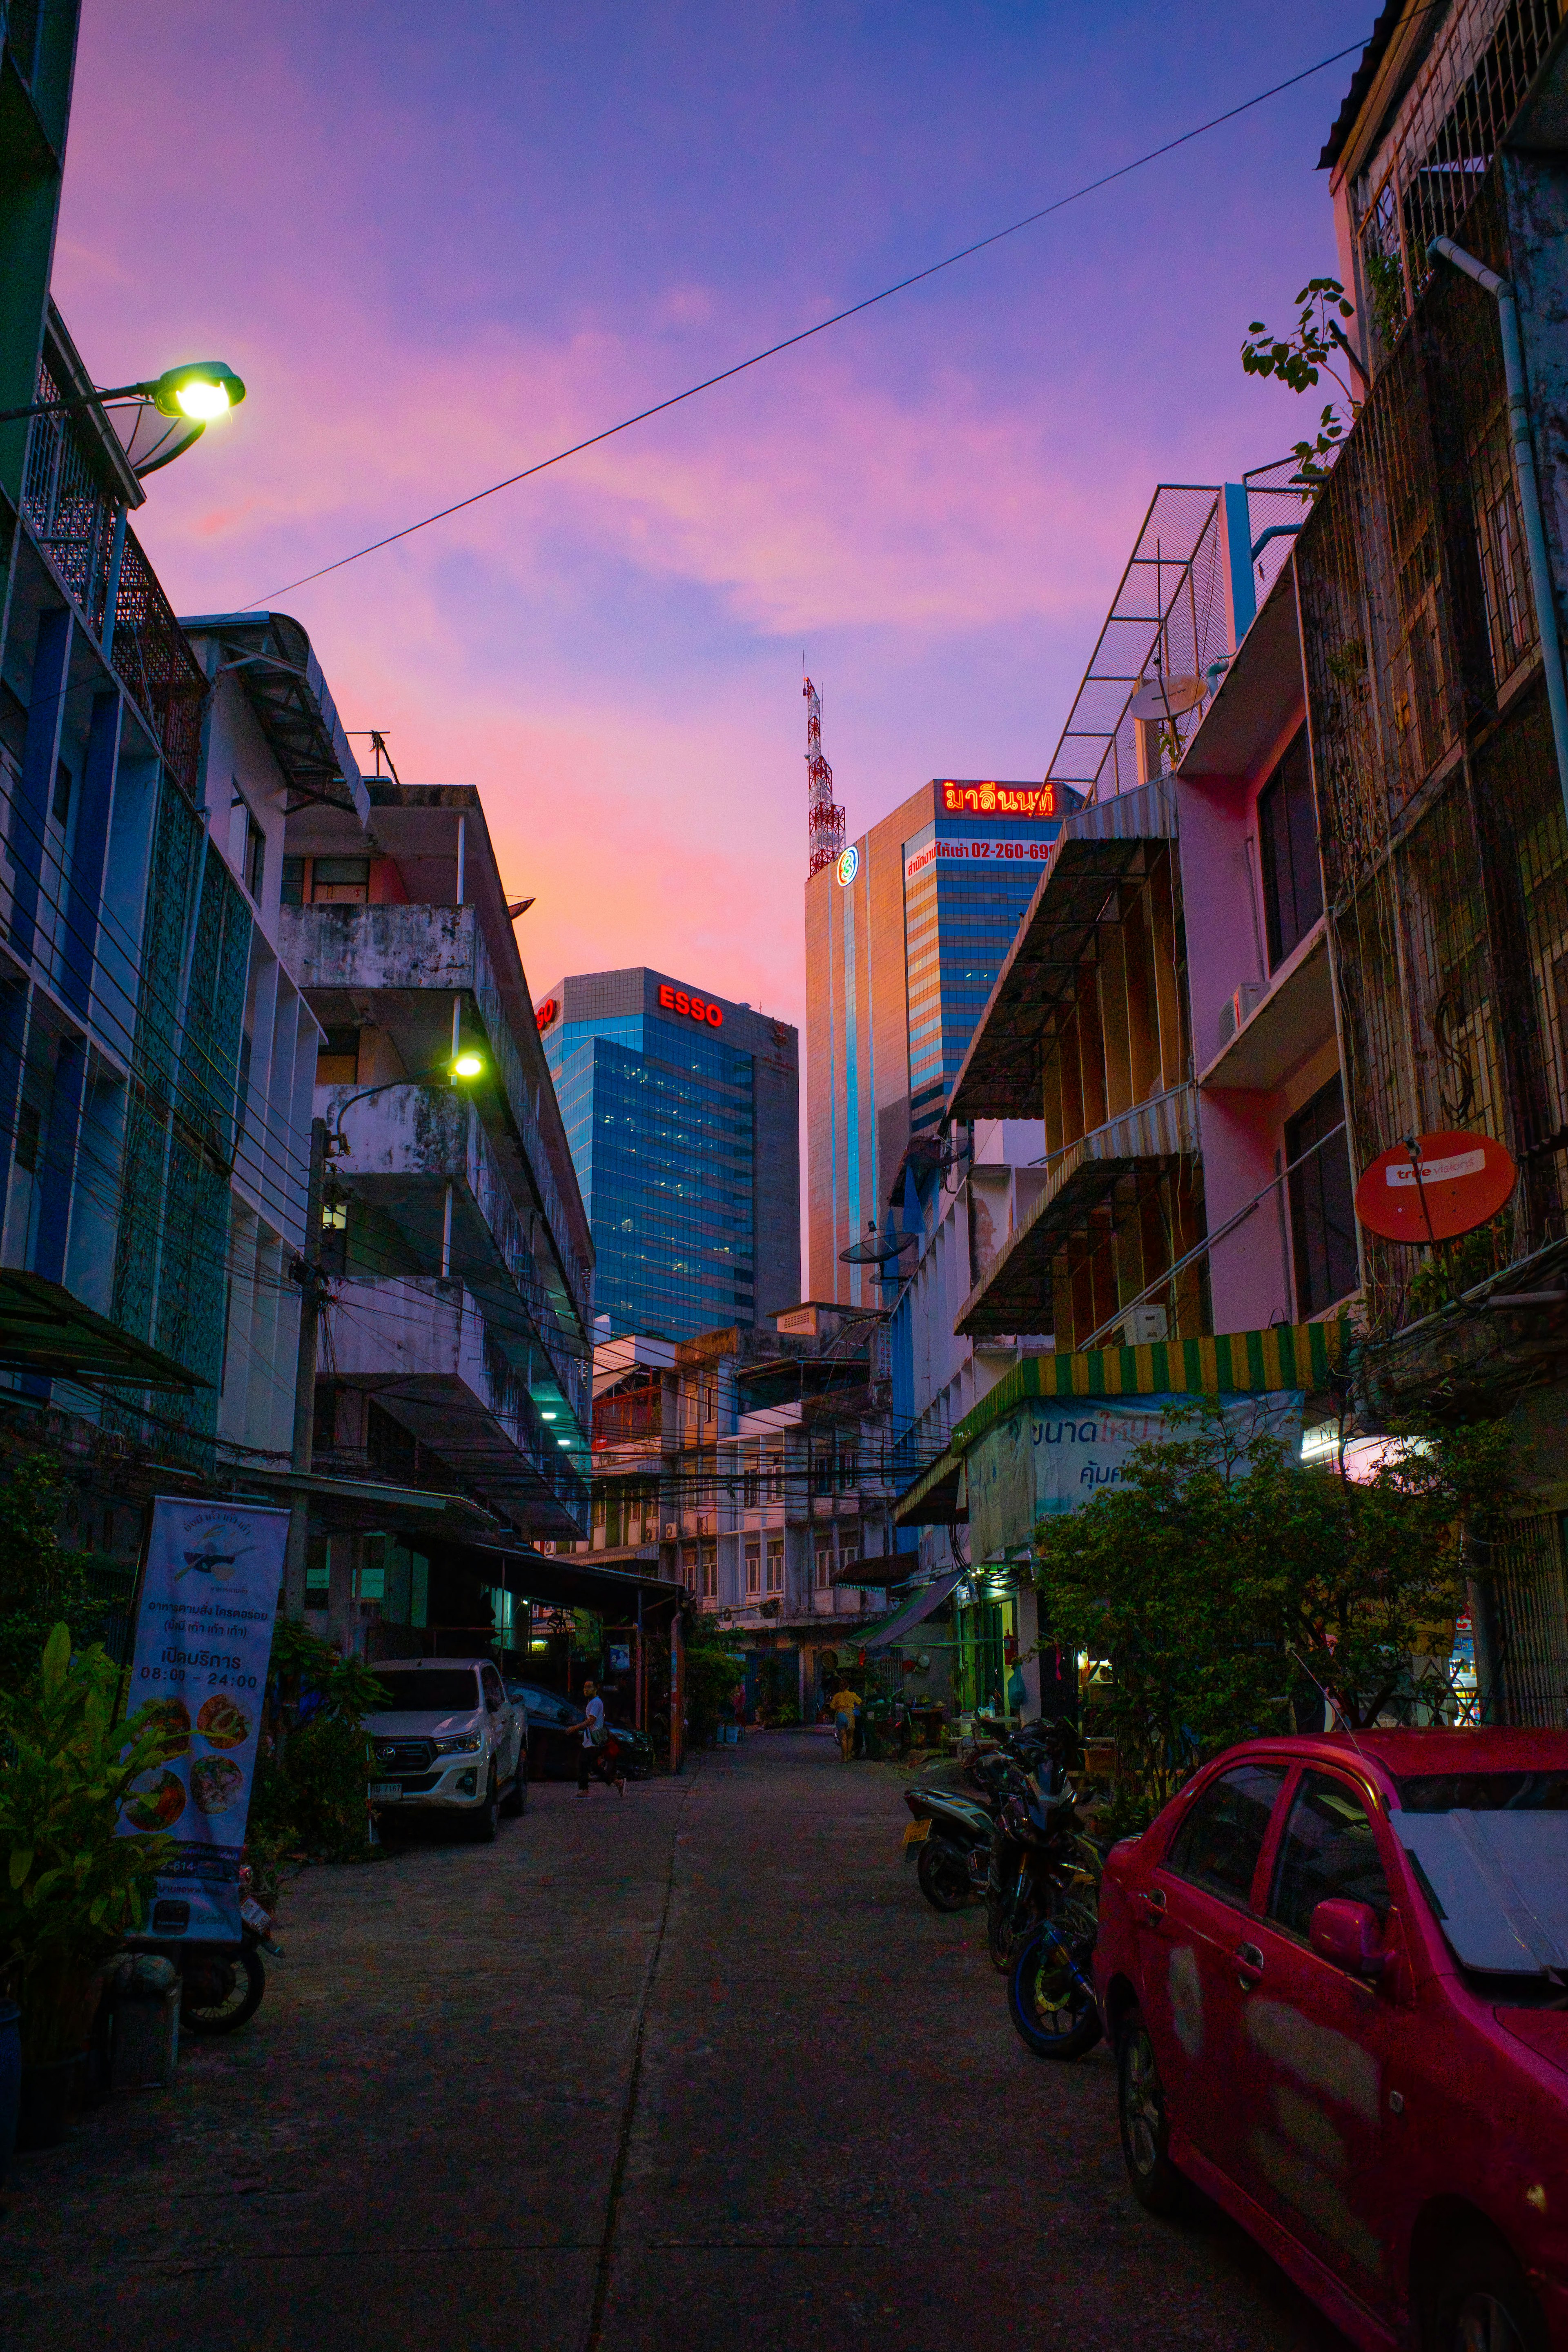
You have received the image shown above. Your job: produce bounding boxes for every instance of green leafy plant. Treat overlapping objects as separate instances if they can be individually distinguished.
[683,1635,743,1746]
[1406,1213,1512,1320]
[0,1453,107,1698]
[1031,1405,1514,1811]
[0,1625,180,2060]
[1242,277,1362,491]
[248,1620,389,1896]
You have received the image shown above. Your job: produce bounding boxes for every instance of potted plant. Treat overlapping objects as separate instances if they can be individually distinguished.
[0,1625,177,2149]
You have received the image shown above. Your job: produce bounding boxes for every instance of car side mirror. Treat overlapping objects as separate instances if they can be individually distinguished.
[1310,1898,1388,1977]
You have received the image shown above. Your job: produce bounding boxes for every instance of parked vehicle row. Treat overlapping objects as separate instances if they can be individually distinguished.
[902,1719,1568,2350]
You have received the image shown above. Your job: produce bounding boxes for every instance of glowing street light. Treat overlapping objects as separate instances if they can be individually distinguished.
[451,1051,485,1080]
[0,359,247,479]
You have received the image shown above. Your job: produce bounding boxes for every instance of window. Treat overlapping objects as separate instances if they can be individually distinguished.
[680,1542,699,1588]
[842,1542,859,1573]
[51,759,71,827]
[14,1100,40,1173]
[1268,1771,1391,1938]
[699,1543,717,1599]
[281,856,306,908]
[815,1547,832,1590]
[765,1540,784,1594]
[1166,1762,1287,1907]
[305,1536,331,1603]
[244,809,265,903]
[316,1025,360,1085]
[1257,730,1322,971]
[1286,1074,1359,1317]
[745,1545,761,1596]
[311,856,370,905]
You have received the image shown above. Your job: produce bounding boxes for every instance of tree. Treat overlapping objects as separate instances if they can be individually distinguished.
[0,1452,105,1697]
[1241,277,1362,491]
[1031,1405,1514,1810]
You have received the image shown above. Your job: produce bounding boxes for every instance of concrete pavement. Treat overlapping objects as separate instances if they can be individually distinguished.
[0,1728,1348,2351]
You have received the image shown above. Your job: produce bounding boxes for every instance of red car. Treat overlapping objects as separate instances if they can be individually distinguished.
[1093,1729,1568,2351]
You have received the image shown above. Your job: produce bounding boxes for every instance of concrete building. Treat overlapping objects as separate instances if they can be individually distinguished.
[269,775,596,1650]
[536,968,798,1343]
[805,779,1078,1306]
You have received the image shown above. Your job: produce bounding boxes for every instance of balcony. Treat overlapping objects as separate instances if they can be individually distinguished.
[324,1080,587,1429]
[279,899,591,1323]
[955,1083,1200,1339]
[325,1275,588,1541]
[1197,920,1333,1094]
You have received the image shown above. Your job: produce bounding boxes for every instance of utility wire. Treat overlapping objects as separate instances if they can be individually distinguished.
[255,32,1370,604]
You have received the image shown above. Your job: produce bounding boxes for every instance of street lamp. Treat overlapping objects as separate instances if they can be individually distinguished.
[326,1050,489,1160]
[0,359,247,478]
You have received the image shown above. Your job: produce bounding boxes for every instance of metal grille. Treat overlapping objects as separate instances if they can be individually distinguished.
[1493,1508,1568,1725]
[109,529,205,799]
[1351,0,1564,365]
[21,358,117,634]
[1296,163,1568,1331]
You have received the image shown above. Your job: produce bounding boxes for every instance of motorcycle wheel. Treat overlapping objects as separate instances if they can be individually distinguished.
[180,1945,265,2036]
[987,1886,1036,1974]
[1007,1914,1102,2061]
[915,1836,974,1913]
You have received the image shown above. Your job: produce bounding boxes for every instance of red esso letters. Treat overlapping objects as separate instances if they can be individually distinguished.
[658,983,724,1029]
[535,998,558,1033]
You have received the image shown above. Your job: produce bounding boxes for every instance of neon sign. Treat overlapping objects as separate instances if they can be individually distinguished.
[938,781,1057,818]
[658,982,724,1029]
[535,998,558,1031]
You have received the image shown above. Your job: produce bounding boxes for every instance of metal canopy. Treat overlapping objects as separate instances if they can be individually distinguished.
[0,1271,209,1390]
[462,1545,686,1615]
[860,1566,964,1650]
[946,778,1178,1123]
[232,1468,499,1531]
[179,611,368,818]
[955,1085,1199,1339]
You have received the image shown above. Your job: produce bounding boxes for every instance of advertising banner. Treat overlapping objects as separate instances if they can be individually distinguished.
[967,1392,1304,1565]
[904,834,1059,884]
[119,1497,289,1941]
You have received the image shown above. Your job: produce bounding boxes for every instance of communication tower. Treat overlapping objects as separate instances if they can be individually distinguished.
[804,675,846,877]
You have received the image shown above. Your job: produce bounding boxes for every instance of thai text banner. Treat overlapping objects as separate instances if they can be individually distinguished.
[967,1391,1303,1564]
[119,1497,289,1941]
[938,782,1058,818]
[904,835,1057,884]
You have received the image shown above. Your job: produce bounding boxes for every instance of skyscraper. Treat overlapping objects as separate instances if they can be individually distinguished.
[537,968,799,1341]
[805,780,1078,1301]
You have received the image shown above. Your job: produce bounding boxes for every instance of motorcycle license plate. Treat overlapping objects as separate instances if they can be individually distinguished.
[902,1819,931,1849]
[239,1898,272,1933]
[370,1781,402,1801]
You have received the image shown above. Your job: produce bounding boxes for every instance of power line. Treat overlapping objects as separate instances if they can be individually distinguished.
[254,32,1369,604]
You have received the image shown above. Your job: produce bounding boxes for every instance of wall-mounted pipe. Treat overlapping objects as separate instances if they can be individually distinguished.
[1430,235,1568,839]
[1250,521,1304,563]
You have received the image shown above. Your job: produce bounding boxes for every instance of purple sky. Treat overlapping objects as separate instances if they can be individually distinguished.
[58,1,1370,1032]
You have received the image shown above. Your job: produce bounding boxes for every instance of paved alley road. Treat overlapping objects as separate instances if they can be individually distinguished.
[1,1732,1350,2352]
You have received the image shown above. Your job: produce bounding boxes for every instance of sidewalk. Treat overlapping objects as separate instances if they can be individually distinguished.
[0,1733,1347,2351]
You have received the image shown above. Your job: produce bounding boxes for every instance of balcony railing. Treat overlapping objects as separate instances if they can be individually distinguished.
[21,359,205,797]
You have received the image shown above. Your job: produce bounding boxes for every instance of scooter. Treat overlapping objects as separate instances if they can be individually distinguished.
[901,1779,998,1911]
[134,1869,283,2037]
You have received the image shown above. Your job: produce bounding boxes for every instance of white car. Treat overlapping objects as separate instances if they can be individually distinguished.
[364,1657,527,1840]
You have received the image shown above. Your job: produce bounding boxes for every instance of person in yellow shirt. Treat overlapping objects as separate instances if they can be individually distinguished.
[829,1680,861,1762]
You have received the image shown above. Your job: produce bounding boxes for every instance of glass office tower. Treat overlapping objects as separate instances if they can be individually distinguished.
[805,781,1078,1301]
[537,969,799,1342]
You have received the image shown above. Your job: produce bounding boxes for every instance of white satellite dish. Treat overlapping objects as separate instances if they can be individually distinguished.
[1129,673,1205,719]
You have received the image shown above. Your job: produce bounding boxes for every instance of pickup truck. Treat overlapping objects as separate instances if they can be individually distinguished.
[364,1657,527,1840]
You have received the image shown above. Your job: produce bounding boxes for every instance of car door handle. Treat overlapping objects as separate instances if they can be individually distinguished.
[1234,1942,1265,1987]
[1138,1887,1167,1922]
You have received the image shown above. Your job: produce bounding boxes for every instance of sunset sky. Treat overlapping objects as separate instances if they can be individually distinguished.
[57,0,1371,1033]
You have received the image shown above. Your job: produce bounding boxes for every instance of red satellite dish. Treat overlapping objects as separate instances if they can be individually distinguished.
[1354,1129,1517,1245]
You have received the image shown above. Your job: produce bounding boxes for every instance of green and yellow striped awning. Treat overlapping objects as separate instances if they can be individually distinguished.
[950,1318,1350,1459]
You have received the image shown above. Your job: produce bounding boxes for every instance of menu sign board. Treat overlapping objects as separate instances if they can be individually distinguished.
[119,1498,289,1941]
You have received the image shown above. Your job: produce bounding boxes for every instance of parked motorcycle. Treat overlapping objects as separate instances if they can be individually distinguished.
[984,1719,1086,1972]
[900,1778,996,1911]
[178,1889,282,2036]
[1002,1783,1104,2061]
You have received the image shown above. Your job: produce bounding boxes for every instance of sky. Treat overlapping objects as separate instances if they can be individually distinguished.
[56,0,1372,1037]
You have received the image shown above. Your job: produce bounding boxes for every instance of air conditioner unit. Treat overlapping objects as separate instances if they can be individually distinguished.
[1116,1304,1169,1348]
[662,1523,678,1540]
[1215,979,1268,1054]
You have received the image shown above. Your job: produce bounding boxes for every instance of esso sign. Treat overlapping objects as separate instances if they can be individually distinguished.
[1354,1129,1517,1244]
[535,998,558,1032]
[658,982,724,1029]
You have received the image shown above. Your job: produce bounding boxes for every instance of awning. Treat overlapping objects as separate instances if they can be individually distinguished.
[0,1271,210,1391]
[231,1468,499,1531]
[860,1568,964,1652]
[949,1317,1352,1459]
[461,1546,686,1615]
[893,1446,967,1527]
[178,612,369,820]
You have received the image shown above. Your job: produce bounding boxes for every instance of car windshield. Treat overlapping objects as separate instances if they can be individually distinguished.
[1395,1771,1568,1812]
[365,1670,481,1714]
[1395,1805,1568,1978]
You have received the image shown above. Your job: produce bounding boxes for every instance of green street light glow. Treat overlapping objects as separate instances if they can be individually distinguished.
[151,362,247,420]
[451,1051,485,1079]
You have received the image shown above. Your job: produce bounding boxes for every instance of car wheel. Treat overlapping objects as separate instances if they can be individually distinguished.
[469,1768,500,1844]
[1426,2233,1547,2352]
[1116,2004,1186,2214]
[503,1760,528,1817]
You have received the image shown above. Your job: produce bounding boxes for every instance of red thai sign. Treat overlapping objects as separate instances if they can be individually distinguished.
[1353,1129,1517,1244]
[938,780,1057,819]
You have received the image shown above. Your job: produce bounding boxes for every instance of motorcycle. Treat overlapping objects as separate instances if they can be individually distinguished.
[136,1869,283,2038]
[984,1719,1087,1972]
[997,1762,1105,2062]
[900,1777,997,1912]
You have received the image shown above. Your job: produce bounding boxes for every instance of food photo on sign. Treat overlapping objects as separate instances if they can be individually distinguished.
[116,1498,290,1941]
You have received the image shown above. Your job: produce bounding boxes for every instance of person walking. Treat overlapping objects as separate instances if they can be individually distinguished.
[829,1678,860,1763]
[575,1679,625,1794]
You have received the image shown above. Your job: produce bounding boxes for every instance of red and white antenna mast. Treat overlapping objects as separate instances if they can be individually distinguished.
[804,675,846,877]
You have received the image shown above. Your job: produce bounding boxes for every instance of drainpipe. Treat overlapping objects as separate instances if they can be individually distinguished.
[455,811,466,904]
[1430,236,1568,840]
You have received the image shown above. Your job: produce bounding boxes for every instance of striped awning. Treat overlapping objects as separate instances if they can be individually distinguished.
[949,1318,1350,1459]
